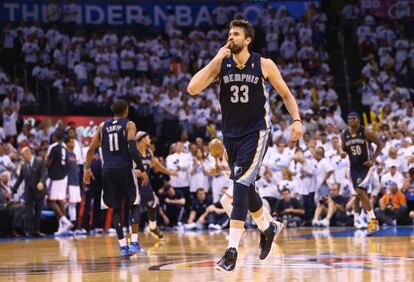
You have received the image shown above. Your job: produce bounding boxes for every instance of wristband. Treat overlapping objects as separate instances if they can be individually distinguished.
[293,119,303,124]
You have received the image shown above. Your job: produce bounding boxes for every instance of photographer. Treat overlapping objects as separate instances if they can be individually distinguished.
[312,183,349,227]
[375,181,407,226]
[275,188,305,227]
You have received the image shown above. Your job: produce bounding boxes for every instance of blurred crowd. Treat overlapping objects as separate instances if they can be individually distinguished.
[0,2,412,237]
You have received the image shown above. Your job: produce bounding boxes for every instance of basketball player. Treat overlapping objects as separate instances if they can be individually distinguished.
[135,131,177,240]
[83,100,148,257]
[341,112,384,235]
[47,131,73,235]
[188,19,303,272]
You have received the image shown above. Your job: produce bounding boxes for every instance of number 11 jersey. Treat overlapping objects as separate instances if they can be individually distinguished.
[101,117,132,170]
[219,52,271,137]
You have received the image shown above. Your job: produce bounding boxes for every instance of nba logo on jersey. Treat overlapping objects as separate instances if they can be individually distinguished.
[227,64,231,68]
[234,165,242,176]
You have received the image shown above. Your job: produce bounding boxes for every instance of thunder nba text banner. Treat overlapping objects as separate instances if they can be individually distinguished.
[359,0,413,19]
[22,115,109,142]
[0,0,319,27]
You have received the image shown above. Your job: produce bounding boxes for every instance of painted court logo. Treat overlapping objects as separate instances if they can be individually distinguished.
[148,254,414,271]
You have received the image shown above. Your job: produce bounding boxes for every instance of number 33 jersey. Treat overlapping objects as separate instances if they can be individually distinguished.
[219,52,271,137]
[342,126,372,165]
[101,117,132,170]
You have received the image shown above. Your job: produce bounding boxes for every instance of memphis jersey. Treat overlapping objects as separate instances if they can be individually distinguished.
[343,126,372,165]
[219,52,271,137]
[101,118,131,170]
[138,148,152,174]
[47,142,67,180]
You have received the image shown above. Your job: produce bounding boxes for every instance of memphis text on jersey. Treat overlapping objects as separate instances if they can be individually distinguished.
[222,73,260,85]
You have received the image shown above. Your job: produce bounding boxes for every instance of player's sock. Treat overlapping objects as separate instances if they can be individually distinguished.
[118,238,127,247]
[228,226,244,250]
[367,209,376,220]
[131,233,138,243]
[251,207,270,232]
[68,203,76,222]
[149,220,157,230]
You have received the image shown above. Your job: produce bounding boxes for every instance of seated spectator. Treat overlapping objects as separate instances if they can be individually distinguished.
[184,188,212,230]
[312,183,349,227]
[275,188,305,227]
[375,181,407,225]
[159,184,185,229]
[0,170,24,237]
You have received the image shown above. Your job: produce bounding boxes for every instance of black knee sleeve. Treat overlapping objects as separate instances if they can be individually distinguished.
[130,205,141,225]
[248,184,263,213]
[147,206,157,221]
[231,182,249,221]
[112,209,124,240]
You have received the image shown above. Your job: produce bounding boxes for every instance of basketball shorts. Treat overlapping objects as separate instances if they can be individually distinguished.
[223,129,270,187]
[68,185,81,203]
[102,169,137,209]
[139,184,156,209]
[47,176,68,201]
[350,164,375,190]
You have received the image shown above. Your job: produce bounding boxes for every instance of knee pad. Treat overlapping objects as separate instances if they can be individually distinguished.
[130,205,141,224]
[248,187,263,213]
[230,182,249,221]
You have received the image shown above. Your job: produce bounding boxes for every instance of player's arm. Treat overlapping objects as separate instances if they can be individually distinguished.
[83,123,102,184]
[187,41,231,95]
[150,150,176,177]
[365,129,384,159]
[261,58,303,141]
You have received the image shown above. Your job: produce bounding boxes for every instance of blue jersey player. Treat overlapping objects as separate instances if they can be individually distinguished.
[135,131,176,240]
[341,112,383,235]
[188,19,303,272]
[83,100,148,257]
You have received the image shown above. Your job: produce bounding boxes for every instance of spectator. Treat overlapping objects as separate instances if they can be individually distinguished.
[189,148,210,195]
[312,183,348,227]
[184,188,212,230]
[375,181,407,225]
[275,188,305,227]
[402,168,414,223]
[159,184,185,228]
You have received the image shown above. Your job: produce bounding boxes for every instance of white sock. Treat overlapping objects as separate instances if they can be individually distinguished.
[359,209,365,217]
[119,238,127,247]
[131,233,138,243]
[228,228,243,250]
[253,212,270,232]
[367,210,376,220]
[68,203,77,221]
[149,220,157,230]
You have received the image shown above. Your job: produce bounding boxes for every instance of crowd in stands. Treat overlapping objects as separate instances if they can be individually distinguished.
[0,3,412,237]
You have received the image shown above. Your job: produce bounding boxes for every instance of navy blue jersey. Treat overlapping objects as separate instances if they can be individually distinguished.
[139,148,152,174]
[219,52,271,137]
[66,151,79,186]
[101,118,131,170]
[343,126,372,165]
[47,142,67,180]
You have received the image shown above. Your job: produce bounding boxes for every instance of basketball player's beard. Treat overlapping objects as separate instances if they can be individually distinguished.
[229,43,243,54]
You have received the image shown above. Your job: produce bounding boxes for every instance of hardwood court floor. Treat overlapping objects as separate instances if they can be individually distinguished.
[0,226,414,282]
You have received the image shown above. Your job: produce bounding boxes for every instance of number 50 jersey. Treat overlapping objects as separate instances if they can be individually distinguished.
[342,126,372,165]
[101,117,132,170]
[219,52,271,138]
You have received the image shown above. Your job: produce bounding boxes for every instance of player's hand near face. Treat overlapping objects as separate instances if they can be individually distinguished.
[216,41,231,60]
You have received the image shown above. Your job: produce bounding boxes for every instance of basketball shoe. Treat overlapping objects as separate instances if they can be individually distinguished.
[216,247,238,272]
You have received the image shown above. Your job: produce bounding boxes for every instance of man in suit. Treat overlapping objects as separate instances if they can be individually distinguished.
[12,147,48,237]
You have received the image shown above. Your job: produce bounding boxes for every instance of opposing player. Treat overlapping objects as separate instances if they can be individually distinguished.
[83,100,148,257]
[341,112,384,235]
[188,19,303,272]
[135,131,177,240]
